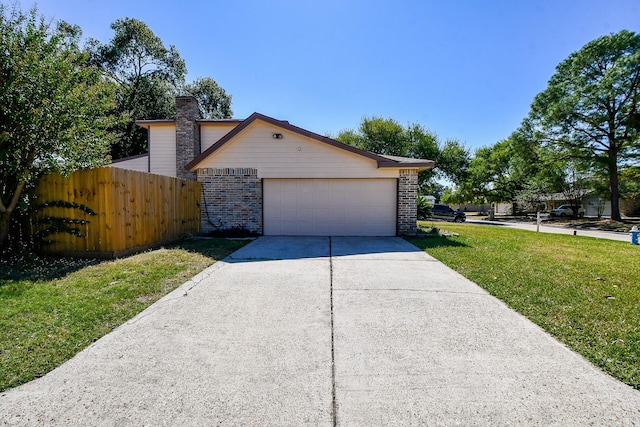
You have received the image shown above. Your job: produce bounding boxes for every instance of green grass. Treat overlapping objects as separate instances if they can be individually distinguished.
[0,238,249,392]
[408,222,640,390]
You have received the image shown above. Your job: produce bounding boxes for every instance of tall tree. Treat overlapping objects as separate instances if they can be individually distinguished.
[0,5,115,248]
[90,18,187,159]
[184,77,232,119]
[529,30,640,220]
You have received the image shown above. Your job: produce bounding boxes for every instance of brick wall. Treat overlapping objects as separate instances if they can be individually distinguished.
[198,168,262,234]
[176,96,200,180]
[398,169,419,235]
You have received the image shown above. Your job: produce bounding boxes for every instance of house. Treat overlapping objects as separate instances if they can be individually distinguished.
[423,195,436,205]
[583,194,612,217]
[111,96,434,236]
[543,193,612,218]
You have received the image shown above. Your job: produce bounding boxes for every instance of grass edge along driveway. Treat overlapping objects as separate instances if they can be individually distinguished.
[0,238,249,392]
[408,222,640,391]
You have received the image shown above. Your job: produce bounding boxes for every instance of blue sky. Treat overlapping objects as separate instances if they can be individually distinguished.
[28,0,640,151]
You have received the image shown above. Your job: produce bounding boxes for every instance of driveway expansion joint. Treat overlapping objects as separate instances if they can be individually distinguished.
[329,237,337,427]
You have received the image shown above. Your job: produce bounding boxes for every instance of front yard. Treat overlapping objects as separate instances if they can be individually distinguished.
[0,238,249,392]
[3,225,639,394]
[408,222,640,390]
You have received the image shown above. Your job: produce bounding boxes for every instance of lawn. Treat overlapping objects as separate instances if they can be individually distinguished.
[408,222,640,390]
[0,238,249,392]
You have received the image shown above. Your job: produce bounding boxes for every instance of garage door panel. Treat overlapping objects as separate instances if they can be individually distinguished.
[278,221,297,235]
[312,207,331,221]
[264,179,397,236]
[312,180,330,193]
[298,191,313,205]
[356,210,385,222]
[361,190,385,206]
[312,223,330,235]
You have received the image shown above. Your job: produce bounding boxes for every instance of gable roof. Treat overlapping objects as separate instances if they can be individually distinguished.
[185,112,434,171]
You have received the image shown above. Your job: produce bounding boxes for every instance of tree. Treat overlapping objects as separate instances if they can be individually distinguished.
[404,123,441,188]
[559,166,591,216]
[184,77,232,119]
[0,5,115,249]
[335,117,468,190]
[509,122,569,210]
[455,139,525,213]
[338,116,409,156]
[436,139,471,186]
[620,166,640,200]
[529,30,640,220]
[90,18,187,159]
[619,166,640,216]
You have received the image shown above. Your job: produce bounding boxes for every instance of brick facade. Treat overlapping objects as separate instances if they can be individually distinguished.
[198,168,262,234]
[397,169,419,235]
[175,96,200,181]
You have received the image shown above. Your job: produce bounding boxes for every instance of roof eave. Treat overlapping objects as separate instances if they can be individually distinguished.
[135,119,175,129]
[196,119,244,124]
[377,161,435,171]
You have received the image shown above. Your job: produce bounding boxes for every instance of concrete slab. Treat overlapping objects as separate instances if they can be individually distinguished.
[330,237,640,426]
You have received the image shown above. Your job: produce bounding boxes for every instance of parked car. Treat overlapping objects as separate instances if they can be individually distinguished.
[431,204,466,222]
[549,204,585,218]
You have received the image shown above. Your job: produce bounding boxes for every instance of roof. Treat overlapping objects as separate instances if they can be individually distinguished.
[135,119,175,128]
[377,154,437,168]
[135,118,246,128]
[196,119,244,124]
[110,152,149,163]
[185,112,435,171]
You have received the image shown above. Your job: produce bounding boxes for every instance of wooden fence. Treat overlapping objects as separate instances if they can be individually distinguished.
[32,167,201,258]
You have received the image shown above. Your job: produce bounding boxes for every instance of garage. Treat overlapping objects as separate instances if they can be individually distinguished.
[264,178,397,236]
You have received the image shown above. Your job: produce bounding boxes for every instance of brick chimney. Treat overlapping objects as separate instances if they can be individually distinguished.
[175,96,200,180]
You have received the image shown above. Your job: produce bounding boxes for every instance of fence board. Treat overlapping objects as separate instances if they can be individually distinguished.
[32,167,201,258]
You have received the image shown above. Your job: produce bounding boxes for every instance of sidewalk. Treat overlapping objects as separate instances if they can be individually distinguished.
[467,219,632,242]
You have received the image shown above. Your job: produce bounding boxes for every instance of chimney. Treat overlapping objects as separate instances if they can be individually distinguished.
[175,96,200,180]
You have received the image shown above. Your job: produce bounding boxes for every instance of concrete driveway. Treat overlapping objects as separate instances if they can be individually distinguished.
[2,236,640,426]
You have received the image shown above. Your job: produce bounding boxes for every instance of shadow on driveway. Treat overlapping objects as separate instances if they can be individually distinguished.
[225,236,427,262]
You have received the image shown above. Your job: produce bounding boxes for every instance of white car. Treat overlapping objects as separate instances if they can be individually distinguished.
[550,204,585,218]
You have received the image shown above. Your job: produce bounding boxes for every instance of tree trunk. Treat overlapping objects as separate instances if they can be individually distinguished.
[0,210,11,250]
[0,179,27,251]
[608,149,622,221]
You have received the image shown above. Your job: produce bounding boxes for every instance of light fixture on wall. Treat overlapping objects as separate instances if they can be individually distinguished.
[272,133,283,139]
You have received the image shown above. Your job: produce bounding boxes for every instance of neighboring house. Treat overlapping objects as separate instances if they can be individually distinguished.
[111,96,434,236]
[543,193,611,218]
[423,195,436,205]
[584,194,612,217]
[494,202,513,215]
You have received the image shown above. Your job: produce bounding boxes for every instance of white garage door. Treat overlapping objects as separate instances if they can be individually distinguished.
[264,179,397,236]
